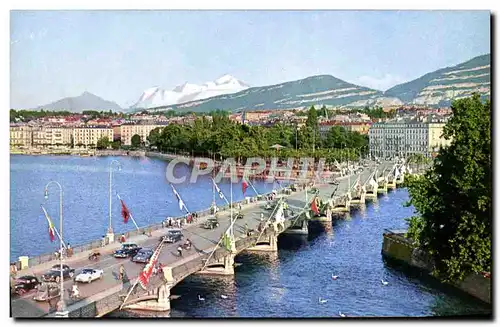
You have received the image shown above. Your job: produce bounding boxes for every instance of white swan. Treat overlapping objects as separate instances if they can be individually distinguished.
[221,294,228,299]
[381,279,389,286]
[332,274,338,280]
[198,294,205,301]
[319,297,328,304]
[339,311,346,317]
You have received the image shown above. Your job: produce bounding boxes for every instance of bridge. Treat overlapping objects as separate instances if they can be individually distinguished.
[11,160,407,318]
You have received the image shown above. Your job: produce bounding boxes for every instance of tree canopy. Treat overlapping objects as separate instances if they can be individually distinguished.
[131,134,142,148]
[147,106,368,163]
[405,94,491,282]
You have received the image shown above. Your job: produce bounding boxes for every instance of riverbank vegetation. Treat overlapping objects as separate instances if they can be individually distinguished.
[405,94,491,282]
[146,106,368,163]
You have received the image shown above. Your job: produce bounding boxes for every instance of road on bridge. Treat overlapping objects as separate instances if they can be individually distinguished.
[11,161,394,318]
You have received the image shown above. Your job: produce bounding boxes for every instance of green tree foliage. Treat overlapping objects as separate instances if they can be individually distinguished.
[405,94,491,282]
[96,136,110,150]
[148,113,366,162]
[111,140,121,150]
[131,134,142,148]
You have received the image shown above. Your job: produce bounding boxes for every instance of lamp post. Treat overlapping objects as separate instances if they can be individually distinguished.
[44,181,67,317]
[107,160,122,242]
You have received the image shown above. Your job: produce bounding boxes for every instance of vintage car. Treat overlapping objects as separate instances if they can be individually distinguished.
[75,268,104,283]
[33,282,60,302]
[113,243,141,258]
[41,264,75,283]
[202,217,219,229]
[132,248,153,264]
[13,275,40,296]
[161,229,183,243]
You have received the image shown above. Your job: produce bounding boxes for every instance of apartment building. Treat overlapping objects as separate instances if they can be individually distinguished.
[73,126,113,146]
[31,127,73,146]
[120,124,167,146]
[10,124,33,147]
[368,116,451,159]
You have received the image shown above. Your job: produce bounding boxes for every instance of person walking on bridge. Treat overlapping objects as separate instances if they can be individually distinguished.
[119,264,125,280]
[177,245,183,257]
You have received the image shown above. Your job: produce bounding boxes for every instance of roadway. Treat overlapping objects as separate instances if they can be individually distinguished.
[11,160,395,318]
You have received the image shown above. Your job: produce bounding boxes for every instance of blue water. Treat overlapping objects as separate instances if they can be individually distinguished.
[10,155,277,261]
[10,155,491,317]
[155,189,490,318]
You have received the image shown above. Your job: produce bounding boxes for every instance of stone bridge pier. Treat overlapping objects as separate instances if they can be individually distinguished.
[332,193,350,213]
[350,186,366,206]
[377,177,388,194]
[122,282,172,312]
[246,231,278,252]
[282,218,309,235]
[365,181,378,201]
[197,252,236,276]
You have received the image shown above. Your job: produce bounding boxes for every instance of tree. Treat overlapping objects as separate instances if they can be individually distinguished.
[111,140,121,150]
[131,134,142,148]
[96,136,110,150]
[405,94,491,282]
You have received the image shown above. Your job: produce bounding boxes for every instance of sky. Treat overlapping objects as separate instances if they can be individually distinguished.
[10,10,490,109]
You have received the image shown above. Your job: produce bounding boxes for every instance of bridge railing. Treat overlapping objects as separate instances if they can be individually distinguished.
[21,183,299,270]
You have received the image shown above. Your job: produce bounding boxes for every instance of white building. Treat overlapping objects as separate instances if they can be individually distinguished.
[369,116,452,159]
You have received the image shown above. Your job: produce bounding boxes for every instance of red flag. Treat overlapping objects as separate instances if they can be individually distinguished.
[138,242,164,290]
[311,197,320,215]
[121,199,130,224]
[41,206,56,242]
[242,178,248,196]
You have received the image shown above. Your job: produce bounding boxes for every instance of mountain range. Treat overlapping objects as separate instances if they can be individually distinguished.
[35,91,122,112]
[33,53,490,113]
[131,74,250,109]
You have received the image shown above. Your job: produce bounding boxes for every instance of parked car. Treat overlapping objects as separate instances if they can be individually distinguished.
[42,264,75,283]
[13,275,40,296]
[114,243,141,258]
[162,229,183,243]
[33,282,60,302]
[132,248,153,264]
[75,268,104,283]
[202,218,219,230]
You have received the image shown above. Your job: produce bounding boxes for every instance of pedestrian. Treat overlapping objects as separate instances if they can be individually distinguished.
[71,284,80,299]
[158,263,163,275]
[120,234,126,243]
[244,223,249,235]
[153,266,158,276]
[67,243,73,258]
[260,213,264,222]
[168,218,173,228]
[238,203,242,211]
[101,235,106,247]
[119,264,125,280]
[177,246,183,257]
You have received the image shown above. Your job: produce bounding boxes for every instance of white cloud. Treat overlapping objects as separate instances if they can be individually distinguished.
[355,74,406,91]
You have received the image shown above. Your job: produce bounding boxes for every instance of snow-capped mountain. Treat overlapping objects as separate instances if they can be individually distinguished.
[131,75,249,110]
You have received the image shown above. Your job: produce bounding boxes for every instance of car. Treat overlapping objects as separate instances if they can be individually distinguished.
[42,264,75,283]
[114,243,141,258]
[75,268,104,283]
[13,275,40,296]
[162,229,183,243]
[132,248,153,263]
[202,218,219,230]
[33,282,60,302]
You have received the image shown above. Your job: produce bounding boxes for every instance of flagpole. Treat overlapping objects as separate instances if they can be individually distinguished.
[119,278,139,311]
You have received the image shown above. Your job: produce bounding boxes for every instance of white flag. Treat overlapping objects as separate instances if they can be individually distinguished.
[211,178,225,200]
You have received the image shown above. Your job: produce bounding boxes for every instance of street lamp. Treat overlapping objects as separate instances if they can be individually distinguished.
[107,160,122,241]
[44,181,67,317]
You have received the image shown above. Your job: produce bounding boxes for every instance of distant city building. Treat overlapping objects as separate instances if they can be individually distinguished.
[369,116,452,159]
[10,124,32,147]
[73,126,113,147]
[120,123,167,146]
[31,127,73,147]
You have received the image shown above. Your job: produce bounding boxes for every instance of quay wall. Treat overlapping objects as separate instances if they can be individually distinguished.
[382,231,491,304]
